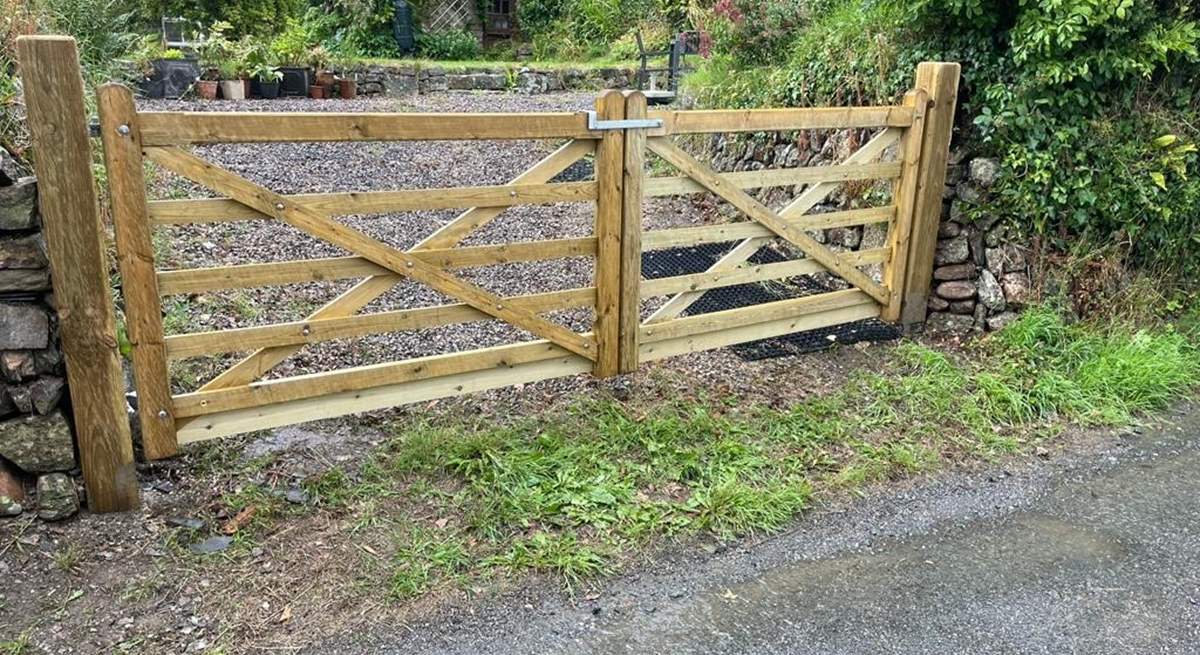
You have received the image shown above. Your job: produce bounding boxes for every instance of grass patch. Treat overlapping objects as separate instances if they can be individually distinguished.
[195,305,1199,601]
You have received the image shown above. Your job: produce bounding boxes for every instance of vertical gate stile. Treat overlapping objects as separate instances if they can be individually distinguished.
[898,62,962,324]
[15,36,140,512]
[592,90,626,377]
[619,91,647,373]
[98,84,179,459]
[881,89,929,322]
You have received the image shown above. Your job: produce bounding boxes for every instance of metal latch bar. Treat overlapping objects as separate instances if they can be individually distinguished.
[585,111,663,131]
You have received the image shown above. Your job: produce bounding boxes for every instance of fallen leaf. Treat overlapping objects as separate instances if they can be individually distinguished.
[435,517,449,529]
[721,589,738,601]
[279,605,292,623]
[222,505,257,535]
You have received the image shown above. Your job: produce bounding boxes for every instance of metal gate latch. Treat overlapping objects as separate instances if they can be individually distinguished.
[585,111,663,131]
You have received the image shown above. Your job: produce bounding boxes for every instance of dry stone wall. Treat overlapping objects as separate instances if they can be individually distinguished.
[0,154,78,521]
[707,130,1031,336]
[336,64,635,96]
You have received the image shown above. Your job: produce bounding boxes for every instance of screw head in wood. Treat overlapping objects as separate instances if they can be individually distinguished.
[274,202,285,211]
[157,409,168,419]
[116,124,130,136]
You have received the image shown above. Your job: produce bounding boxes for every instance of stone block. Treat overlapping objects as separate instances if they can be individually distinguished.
[0,409,75,473]
[9,376,64,414]
[949,299,976,314]
[0,351,35,382]
[0,303,48,350]
[935,236,970,265]
[0,269,51,292]
[926,312,976,335]
[37,472,78,521]
[938,221,961,239]
[978,269,1007,312]
[969,158,1000,188]
[936,280,977,301]
[933,263,976,281]
[986,312,1019,332]
[0,178,38,231]
[0,235,47,269]
[1001,272,1032,307]
[986,244,1027,277]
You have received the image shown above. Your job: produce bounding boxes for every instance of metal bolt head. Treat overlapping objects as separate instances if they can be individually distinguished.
[301,326,311,336]
[274,202,285,211]
[157,409,168,419]
[116,124,131,136]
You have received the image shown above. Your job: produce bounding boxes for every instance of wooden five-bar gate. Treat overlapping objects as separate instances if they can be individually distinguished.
[16,36,959,511]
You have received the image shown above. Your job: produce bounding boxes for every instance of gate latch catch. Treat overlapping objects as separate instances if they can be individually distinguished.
[585,111,663,131]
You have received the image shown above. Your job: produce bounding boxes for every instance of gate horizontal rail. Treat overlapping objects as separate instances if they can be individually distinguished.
[17,34,960,512]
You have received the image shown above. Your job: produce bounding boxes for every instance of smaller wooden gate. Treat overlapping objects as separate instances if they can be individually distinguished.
[16,35,959,511]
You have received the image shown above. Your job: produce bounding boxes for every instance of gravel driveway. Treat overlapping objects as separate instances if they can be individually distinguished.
[137,92,710,390]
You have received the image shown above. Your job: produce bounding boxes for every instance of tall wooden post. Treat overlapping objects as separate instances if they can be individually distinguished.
[98,84,178,460]
[618,91,646,373]
[17,36,139,512]
[881,89,929,322]
[898,62,961,325]
[592,90,625,377]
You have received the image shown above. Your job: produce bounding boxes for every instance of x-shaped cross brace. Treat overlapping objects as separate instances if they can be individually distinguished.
[146,146,596,363]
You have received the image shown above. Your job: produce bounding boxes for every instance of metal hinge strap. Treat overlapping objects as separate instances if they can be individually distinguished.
[585,111,663,131]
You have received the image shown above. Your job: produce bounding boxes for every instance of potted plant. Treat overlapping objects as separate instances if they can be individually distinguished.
[195,68,220,100]
[329,53,357,99]
[253,62,283,99]
[271,20,313,96]
[309,45,335,92]
[309,83,327,99]
[218,60,245,100]
[195,22,232,100]
[132,35,198,99]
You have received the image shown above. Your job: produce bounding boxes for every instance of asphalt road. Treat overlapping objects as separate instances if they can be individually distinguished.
[314,405,1200,654]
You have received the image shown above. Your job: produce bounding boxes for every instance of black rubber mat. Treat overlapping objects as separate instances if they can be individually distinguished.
[641,241,900,361]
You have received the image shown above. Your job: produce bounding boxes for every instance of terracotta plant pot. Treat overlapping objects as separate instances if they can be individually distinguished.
[315,70,336,87]
[219,80,245,100]
[337,78,357,99]
[195,79,218,100]
[309,84,326,99]
[242,79,252,97]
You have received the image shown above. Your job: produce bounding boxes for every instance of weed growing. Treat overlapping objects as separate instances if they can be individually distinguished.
[192,305,1198,601]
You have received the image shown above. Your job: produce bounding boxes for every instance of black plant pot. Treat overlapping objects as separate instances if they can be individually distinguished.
[138,77,167,99]
[259,81,281,99]
[151,58,201,99]
[278,67,312,96]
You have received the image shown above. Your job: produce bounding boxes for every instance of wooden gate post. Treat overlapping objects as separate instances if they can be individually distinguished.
[618,91,647,373]
[98,84,178,460]
[593,90,625,377]
[897,62,961,325]
[17,36,139,512]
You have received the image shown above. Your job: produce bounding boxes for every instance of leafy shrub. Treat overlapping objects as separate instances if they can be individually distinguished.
[133,0,305,36]
[417,29,480,61]
[688,0,1200,276]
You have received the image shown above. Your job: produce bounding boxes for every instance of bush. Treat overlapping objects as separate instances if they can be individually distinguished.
[133,0,305,36]
[417,29,480,61]
[688,0,1200,276]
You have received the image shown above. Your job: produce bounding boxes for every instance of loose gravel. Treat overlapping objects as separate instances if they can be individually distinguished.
[137,92,718,392]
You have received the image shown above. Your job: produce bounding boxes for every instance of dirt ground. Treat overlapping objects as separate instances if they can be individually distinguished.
[0,341,901,654]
